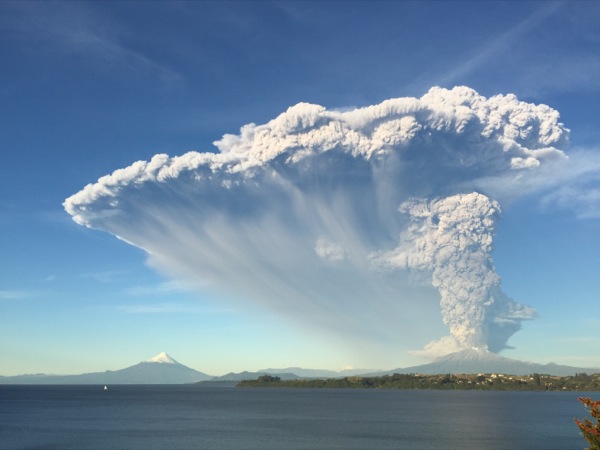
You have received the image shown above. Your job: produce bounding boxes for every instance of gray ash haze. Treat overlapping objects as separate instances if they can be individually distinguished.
[65,86,569,358]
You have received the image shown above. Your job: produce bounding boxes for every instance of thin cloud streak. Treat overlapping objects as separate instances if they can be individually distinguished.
[539,148,600,219]
[436,2,563,88]
[124,280,196,297]
[81,270,130,284]
[116,302,233,315]
[0,290,29,300]
[0,2,181,85]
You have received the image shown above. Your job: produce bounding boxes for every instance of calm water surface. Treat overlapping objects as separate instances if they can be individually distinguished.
[0,385,592,449]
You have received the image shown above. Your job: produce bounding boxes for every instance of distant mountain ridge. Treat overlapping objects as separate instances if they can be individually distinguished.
[0,352,211,384]
[258,367,377,378]
[209,367,379,382]
[1,350,598,384]
[375,348,599,377]
[209,371,303,382]
[208,351,599,381]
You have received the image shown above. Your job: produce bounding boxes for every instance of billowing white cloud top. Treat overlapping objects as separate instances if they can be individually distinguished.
[65,86,570,357]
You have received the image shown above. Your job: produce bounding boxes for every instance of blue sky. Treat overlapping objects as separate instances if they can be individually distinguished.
[1,1,599,376]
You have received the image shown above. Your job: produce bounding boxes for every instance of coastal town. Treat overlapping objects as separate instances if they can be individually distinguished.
[239,372,600,391]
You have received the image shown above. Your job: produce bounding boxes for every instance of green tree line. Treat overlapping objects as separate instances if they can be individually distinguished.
[238,372,600,391]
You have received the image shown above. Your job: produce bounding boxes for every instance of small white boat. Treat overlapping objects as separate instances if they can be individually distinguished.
[103,385,108,391]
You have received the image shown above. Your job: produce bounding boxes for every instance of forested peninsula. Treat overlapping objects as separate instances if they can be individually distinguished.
[238,372,600,391]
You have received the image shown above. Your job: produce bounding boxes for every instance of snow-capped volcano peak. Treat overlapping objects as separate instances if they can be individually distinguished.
[147,352,178,364]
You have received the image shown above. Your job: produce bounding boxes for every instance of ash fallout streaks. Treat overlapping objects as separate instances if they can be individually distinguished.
[66,86,568,358]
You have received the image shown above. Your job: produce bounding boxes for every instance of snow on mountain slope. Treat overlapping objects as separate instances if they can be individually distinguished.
[146,352,178,364]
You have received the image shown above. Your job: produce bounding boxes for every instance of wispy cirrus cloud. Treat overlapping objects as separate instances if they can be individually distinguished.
[81,270,130,284]
[0,290,30,300]
[0,2,181,85]
[412,2,600,98]
[432,2,562,89]
[116,302,235,315]
[539,149,600,219]
[471,146,600,219]
[124,280,197,297]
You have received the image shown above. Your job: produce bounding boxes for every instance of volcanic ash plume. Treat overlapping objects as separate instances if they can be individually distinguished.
[371,192,536,356]
[64,86,568,357]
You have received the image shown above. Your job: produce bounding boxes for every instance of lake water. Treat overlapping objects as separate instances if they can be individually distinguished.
[0,385,592,449]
